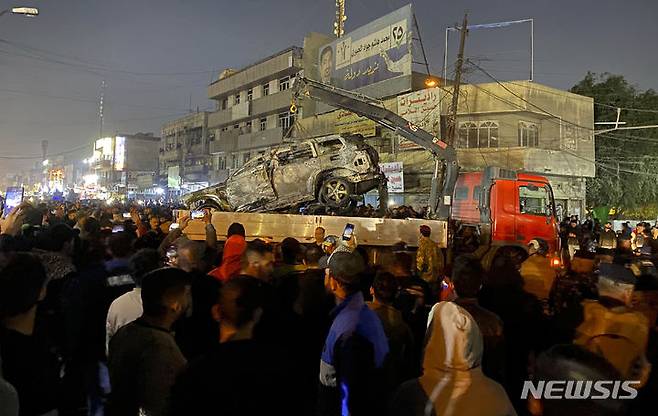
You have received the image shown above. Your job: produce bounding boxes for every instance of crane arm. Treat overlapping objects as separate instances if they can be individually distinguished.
[293,76,458,218]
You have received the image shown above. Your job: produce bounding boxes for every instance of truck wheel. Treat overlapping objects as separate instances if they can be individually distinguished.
[320,178,352,208]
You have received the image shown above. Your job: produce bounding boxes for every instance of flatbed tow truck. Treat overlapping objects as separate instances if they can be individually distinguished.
[179,77,560,267]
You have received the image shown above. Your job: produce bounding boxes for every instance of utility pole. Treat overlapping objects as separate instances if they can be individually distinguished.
[99,80,106,140]
[446,13,468,147]
[333,0,347,38]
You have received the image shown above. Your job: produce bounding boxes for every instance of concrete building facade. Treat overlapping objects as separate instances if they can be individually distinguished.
[90,133,160,191]
[159,112,212,192]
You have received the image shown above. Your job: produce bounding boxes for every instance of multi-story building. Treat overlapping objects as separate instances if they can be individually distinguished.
[159,112,212,193]
[89,133,160,191]
[206,46,304,180]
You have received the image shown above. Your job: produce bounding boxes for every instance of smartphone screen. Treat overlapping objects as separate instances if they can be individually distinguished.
[191,210,205,219]
[112,225,124,233]
[3,187,24,217]
[342,223,355,241]
[169,223,180,230]
[122,212,132,219]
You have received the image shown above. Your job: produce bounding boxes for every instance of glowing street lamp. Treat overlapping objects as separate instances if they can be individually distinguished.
[424,78,439,88]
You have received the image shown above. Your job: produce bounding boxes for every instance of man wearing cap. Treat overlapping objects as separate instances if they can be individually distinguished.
[519,238,556,301]
[599,221,617,251]
[318,252,389,416]
[573,263,651,386]
[318,235,338,269]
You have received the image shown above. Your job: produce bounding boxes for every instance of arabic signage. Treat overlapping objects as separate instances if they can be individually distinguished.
[397,88,443,150]
[318,4,412,94]
[335,110,376,137]
[379,162,404,193]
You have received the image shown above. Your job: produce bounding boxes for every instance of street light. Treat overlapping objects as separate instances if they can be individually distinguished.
[0,7,39,18]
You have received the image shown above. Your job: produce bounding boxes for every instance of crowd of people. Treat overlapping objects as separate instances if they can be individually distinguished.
[0,202,656,416]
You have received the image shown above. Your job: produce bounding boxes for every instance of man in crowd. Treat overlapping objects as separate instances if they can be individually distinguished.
[319,251,389,416]
[314,226,326,248]
[519,238,556,301]
[0,252,62,416]
[171,276,295,415]
[390,301,515,416]
[367,272,414,387]
[527,344,627,416]
[599,221,618,251]
[451,255,506,385]
[572,263,651,386]
[107,268,190,416]
[319,235,338,268]
[416,225,444,287]
[106,248,162,352]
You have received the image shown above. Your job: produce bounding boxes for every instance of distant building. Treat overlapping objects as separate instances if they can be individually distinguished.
[89,133,160,191]
[159,112,211,194]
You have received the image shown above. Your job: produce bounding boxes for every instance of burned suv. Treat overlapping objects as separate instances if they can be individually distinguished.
[182,135,385,212]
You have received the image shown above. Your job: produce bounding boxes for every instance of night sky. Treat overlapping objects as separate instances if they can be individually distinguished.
[1,0,656,176]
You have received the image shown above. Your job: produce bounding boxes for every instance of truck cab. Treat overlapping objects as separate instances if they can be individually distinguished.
[452,167,559,259]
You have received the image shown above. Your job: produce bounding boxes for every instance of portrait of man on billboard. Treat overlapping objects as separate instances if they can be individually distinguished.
[319,45,334,85]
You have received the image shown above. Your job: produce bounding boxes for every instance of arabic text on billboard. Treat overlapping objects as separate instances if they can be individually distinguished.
[397,88,443,150]
[319,4,412,91]
[379,162,404,193]
[335,110,376,137]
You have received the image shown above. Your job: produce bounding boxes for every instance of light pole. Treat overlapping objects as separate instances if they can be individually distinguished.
[0,7,39,18]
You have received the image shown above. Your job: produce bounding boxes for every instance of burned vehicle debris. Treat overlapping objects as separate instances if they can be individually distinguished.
[182,135,385,212]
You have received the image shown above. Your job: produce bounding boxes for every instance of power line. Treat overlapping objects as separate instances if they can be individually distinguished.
[595,102,658,114]
[0,87,191,112]
[0,38,217,77]
[0,143,91,160]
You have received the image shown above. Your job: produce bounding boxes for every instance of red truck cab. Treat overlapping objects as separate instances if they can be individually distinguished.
[451,167,560,260]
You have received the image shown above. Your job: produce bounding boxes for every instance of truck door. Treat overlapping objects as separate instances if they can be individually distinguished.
[515,182,558,250]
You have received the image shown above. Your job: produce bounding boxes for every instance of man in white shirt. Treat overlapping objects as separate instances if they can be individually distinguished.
[106,249,162,353]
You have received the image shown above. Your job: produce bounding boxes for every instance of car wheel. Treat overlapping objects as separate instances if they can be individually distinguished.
[320,178,352,208]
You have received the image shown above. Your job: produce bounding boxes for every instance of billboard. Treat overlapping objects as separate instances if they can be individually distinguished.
[335,110,376,137]
[318,4,412,94]
[397,87,444,150]
[168,166,181,189]
[114,136,126,171]
[379,162,404,193]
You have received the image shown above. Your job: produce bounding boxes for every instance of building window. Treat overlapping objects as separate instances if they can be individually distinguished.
[458,121,498,148]
[218,156,226,170]
[234,93,241,105]
[231,154,239,169]
[221,126,228,132]
[458,121,478,148]
[278,111,295,130]
[245,121,252,134]
[233,124,240,130]
[247,88,253,101]
[478,121,499,148]
[519,121,539,147]
[263,83,269,96]
[242,152,251,165]
[221,97,228,110]
[279,76,290,91]
[260,117,267,131]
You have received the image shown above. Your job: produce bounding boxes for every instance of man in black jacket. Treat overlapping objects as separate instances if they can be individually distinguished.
[172,276,297,415]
